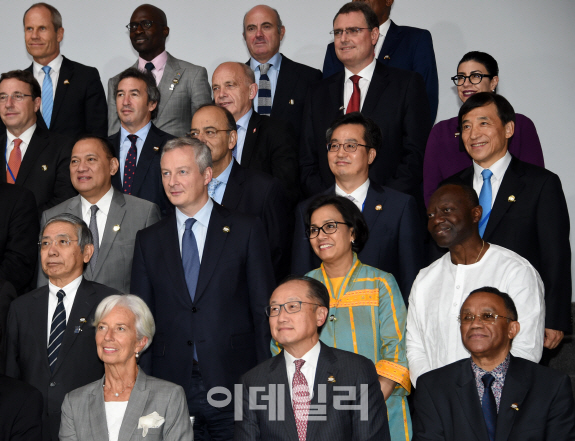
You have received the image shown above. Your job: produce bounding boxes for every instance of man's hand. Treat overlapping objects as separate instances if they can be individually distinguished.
[378,375,396,401]
[543,328,564,349]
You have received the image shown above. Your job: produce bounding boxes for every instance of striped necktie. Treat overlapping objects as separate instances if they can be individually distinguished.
[42,66,53,128]
[258,63,272,116]
[48,289,66,372]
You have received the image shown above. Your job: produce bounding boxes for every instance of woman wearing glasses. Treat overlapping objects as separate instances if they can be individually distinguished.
[423,51,544,206]
[301,194,410,440]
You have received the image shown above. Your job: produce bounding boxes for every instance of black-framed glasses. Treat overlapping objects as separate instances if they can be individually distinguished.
[187,129,232,139]
[451,73,494,86]
[38,239,79,250]
[265,301,324,317]
[126,20,163,31]
[330,27,372,38]
[327,142,371,153]
[306,221,350,239]
[458,312,514,325]
[0,93,33,103]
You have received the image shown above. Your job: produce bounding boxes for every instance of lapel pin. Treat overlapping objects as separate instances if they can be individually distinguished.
[327,376,336,383]
[511,403,519,411]
[80,318,87,323]
[338,106,345,111]
[42,165,48,171]
[153,146,160,151]
[113,225,121,232]
[253,128,257,133]
[223,226,230,233]
[455,132,460,137]
[74,326,82,334]
[508,195,516,202]
[289,99,295,105]
[383,55,390,60]
[64,79,70,85]
[375,204,382,211]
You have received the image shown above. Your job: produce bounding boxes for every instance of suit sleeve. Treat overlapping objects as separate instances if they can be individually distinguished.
[233,379,261,441]
[163,385,194,440]
[10,385,43,441]
[145,203,162,227]
[58,393,79,441]
[299,91,327,198]
[83,68,108,137]
[268,120,300,207]
[405,280,431,387]
[410,30,438,124]
[44,137,77,212]
[107,77,121,136]
[544,375,575,440]
[411,376,445,441]
[322,43,343,79]
[190,67,212,116]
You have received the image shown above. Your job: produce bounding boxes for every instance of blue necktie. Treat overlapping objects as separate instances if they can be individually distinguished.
[123,134,138,194]
[42,66,53,128]
[258,63,272,116]
[481,374,497,441]
[48,290,66,372]
[208,179,222,200]
[182,218,200,360]
[232,123,240,159]
[144,62,155,72]
[478,169,493,237]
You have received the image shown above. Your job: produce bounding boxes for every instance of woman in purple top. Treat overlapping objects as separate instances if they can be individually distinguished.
[423,51,544,206]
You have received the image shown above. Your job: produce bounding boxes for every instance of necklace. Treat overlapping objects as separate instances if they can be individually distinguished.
[102,377,133,397]
[475,240,485,263]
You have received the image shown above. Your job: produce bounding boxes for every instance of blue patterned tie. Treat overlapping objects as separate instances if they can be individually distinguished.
[481,374,497,441]
[42,66,53,128]
[208,179,222,199]
[258,63,272,116]
[48,290,66,372]
[182,218,200,361]
[478,169,493,237]
[123,134,138,194]
[232,123,240,159]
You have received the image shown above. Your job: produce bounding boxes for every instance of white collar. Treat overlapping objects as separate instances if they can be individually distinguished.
[7,123,36,144]
[33,53,63,76]
[344,58,377,82]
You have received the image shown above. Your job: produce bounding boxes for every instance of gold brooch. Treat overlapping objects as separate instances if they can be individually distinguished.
[289,99,295,105]
[455,132,460,137]
[223,226,230,233]
[153,146,159,151]
[113,225,121,232]
[375,204,382,211]
[328,376,336,383]
[511,403,519,411]
[64,79,70,85]
[383,55,390,60]
[41,165,48,171]
[508,195,516,202]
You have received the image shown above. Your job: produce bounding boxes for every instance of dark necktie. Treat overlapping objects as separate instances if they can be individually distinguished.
[89,205,99,272]
[182,218,200,361]
[144,62,155,72]
[123,134,138,194]
[6,138,22,184]
[258,63,272,116]
[481,373,497,441]
[478,169,493,237]
[293,359,310,441]
[42,66,53,128]
[48,290,66,372]
[346,75,361,113]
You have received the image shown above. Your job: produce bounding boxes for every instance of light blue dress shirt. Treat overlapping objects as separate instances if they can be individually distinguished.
[119,121,152,181]
[235,108,253,164]
[176,198,213,262]
[211,159,235,204]
[250,52,283,113]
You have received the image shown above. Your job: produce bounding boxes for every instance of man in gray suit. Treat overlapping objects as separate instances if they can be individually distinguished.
[107,4,212,137]
[38,136,160,293]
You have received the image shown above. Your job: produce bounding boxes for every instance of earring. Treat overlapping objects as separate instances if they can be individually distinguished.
[135,352,140,359]
[352,240,355,244]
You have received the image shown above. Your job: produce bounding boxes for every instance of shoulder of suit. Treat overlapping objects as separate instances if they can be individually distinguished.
[241,166,277,186]
[35,127,75,148]
[418,357,469,387]
[510,156,557,180]
[61,56,100,74]
[256,113,292,131]
[150,123,176,140]
[374,60,421,81]
[41,195,79,220]
[280,54,322,77]
[65,376,102,400]
[121,193,160,210]
[510,356,569,384]
[393,24,432,38]
[10,285,48,308]
[165,53,207,71]
[214,202,261,226]
[84,279,122,296]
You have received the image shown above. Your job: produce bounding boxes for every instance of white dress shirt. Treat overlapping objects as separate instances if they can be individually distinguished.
[47,275,83,345]
[343,59,377,113]
[176,198,213,261]
[406,244,545,387]
[235,108,253,164]
[250,52,282,113]
[5,123,36,169]
[374,19,391,59]
[284,341,321,400]
[105,401,129,441]
[119,121,152,181]
[80,185,115,247]
[335,178,370,212]
[472,151,512,208]
[32,53,63,105]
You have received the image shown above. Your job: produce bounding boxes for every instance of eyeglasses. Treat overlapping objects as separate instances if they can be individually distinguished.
[327,142,371,153]
[126,20,163,31]
[0,93,33,103]
[330,27,372,38]
[265,301,324,317]
[38,239,79,250]
[451,73,494,86]
[458,312,514,325]
[187,129,232,139]
[306,221,350,239]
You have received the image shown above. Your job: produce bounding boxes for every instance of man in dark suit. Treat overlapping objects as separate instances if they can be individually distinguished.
[322,0,438,123]
[131,137,275,440]
[0,70,76,214]
[109,67,175,214]
[21,3,107,139]
[235,275,391,441]
[0,374,43,441]
[292,112,424,303]
[443,92,571,350]
[212,62,300,206]
[5,213,118,441]
[190,104,290,281]
[243,5,322,139]
[413,287,575,441]
[300,2,431,203]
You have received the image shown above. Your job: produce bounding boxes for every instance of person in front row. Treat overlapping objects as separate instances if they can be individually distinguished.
[235,276,391,441]
[59,294,193,440]
[406,183,545,387]
[413,287,575,441]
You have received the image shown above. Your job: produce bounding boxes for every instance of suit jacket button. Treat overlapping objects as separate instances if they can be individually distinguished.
[187,341,193,346]
[49,382,56,387]
[191,307,197,313]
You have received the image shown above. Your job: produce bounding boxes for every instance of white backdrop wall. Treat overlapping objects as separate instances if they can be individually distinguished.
[2,0,574,299]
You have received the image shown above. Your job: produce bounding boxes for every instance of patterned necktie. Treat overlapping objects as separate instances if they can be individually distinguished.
[89,205,99,272]
[6,138,22,183]
[123,134,138,194]
[232,123,240,159]
[481,374,497,441]
[208,179,222,199]
[258,63,272,116]
[144,62,155,72]
[346,75,361,114]
[42,66,53,128]
[293,359,310,441]
[48,289,66,372]
[478,169,493,237]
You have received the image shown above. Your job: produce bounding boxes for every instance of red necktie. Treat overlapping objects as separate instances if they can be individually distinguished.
[7,138,22,184]
[293,359,310,441]
[123,134,138,194]
[346,75,362,114]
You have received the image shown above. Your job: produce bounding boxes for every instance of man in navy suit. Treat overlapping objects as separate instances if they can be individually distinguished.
[109,68,174,214]
[243,5,322,139]
[131,137,275,441]
[322,0,438,123]
[292,112,424,304]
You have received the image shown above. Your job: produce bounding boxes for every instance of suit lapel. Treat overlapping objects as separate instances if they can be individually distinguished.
[454,360,489,441]
[377,21,401,64]
[361,63,390,116]
[88,377,109,441]
[362,183,385,233]
[267,352,299,441]
[0,133,7,183]
[15,128,50,185]
[31,288,51,375]
[273,55,296,112]
[328,73,345,116]
[118,369,150,441]
[62,196,94,279]
[93,189,127,277]
[109,131,123,190]
[131,125,163,196]
[155,53,180,121]
[495,357,530,441]
[241,112,261,167]
[50,57,74,127]
[220,161,243,210]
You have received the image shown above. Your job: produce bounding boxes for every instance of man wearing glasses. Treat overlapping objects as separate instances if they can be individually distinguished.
[412,288,575,441]
[107,4,211,137]
[406,183,545,387]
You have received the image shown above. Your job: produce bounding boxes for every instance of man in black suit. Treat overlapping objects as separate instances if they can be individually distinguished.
[243,5,322,139]
[0,70,76,214]
[190,103,290,281]
[131,137,275,440]
[413,287,575,441]
[235,275,391,441]
[0,374,43,441]
[300,2,430,203]
[109,67,175,214]
[212,62,300,206]
[5,213,118,441]
[292,112,424,303]
[22,3,107,139]
[443,92,571,350]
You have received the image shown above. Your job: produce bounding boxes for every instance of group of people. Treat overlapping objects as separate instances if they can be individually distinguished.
[0,0,573,441]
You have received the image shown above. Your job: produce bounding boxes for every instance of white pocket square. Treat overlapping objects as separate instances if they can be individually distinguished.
[138,411,165,437]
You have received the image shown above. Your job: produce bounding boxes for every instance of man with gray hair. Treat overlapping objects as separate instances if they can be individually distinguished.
[131,137,276,440]
[5,213,118,441]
